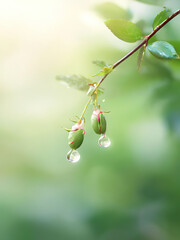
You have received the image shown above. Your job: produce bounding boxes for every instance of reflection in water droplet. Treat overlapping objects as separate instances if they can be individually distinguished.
[98,135,111,148]
[66,149,80,163]
[102,99,105,102]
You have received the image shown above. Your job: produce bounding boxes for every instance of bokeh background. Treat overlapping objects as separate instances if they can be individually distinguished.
[1,0,180,239]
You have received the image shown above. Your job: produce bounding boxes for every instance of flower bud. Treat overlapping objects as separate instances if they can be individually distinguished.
[68,122,85,150]
[91,109,106,134]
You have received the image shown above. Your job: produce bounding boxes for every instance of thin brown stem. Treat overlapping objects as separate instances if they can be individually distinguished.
[102,9,180,84]
[79,9,180,121]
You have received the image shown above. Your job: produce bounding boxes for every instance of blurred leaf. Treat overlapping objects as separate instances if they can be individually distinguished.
[64,127,71,132]
[92,66,113,77]
[92,60,109,68]
[147,41,179,59]
[56,74,93,91]
[153,8,171,30]
[137,45,145,71]
[105,19,143,43]
[97,88,104,95]
[135,0,164,6]
[94,2,131,20]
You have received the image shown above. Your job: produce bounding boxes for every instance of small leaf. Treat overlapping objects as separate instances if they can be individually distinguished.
[69,116,80,124]
[135,0,164,6]
[94,2,131,20]
[92,60,109,68]
[64,127,72,132]
[56,75,93,91]
[153,8,171,30]
[92,72,105,77]
[147,41,179,59]
[97,88,104,95]
[105,19,143,43]
[137,45,145,71]
[92,66,113,77]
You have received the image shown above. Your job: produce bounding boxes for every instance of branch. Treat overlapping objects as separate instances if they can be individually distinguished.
[79,9,180,122]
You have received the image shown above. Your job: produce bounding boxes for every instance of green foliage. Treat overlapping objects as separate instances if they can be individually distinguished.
[56,74,92,91]
[56,74,104,95]
[105,19,143,43]
[92,65,113,77]
[135,0,164,6]
[2,1,180,240]
[94,2,131,20]
[153,8,171,30]
[147,41,179,59]
[92,60,113,77]
[92,60,109,68]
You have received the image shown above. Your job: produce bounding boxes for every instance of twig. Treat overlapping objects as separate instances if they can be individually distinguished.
[79,9,180,122]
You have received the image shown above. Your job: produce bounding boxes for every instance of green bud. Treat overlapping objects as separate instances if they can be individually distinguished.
[91,109,106,134]
[68,129,84,150]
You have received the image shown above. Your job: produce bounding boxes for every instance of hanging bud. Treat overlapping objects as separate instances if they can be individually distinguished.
[91,109,106,134]
[68,122,85,150]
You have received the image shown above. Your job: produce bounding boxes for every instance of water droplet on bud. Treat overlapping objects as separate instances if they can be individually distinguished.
[66,149,80,163]
[98,135,111,148]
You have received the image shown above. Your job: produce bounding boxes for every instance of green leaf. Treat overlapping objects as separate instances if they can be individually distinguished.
[56,74,93,91]
[137,45,145,72]
[92,60,109,68]
[153,8,171,30]
[147,41,179,59]
[135,0,164,6]
[92,66,113,77]
[94,2,131,20]
[105,19,143,43]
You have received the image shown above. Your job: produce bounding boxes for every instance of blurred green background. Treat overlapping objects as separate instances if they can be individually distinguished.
[0,0,180,239]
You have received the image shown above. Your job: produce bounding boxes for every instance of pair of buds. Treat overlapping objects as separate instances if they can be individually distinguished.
[67,109,110,163]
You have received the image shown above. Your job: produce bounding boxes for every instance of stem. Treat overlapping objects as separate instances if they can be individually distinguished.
[79,9,180,121]
[95,90,99,107]
[113,9,180,70]
[79,96,92,122]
